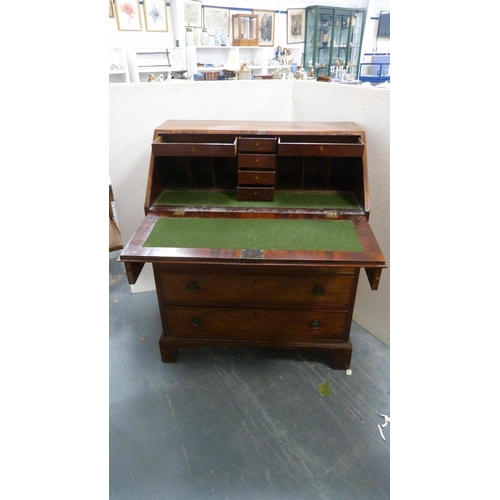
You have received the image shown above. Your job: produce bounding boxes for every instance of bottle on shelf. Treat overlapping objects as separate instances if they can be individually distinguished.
[185,26,194,46]
[201,27,209,46]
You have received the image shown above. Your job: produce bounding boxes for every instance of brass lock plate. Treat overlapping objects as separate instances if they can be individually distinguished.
[240,249,264,259]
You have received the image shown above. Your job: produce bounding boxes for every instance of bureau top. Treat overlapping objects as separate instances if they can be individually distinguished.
[153,120,364,136]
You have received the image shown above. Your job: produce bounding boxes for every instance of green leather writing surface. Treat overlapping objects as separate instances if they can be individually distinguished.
[143,218,363,252]
[155,190,360,209]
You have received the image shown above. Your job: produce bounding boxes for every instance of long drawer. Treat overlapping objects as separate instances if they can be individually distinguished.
[277,136,364,157]
[152,135,237,157]
[158,271,355,307]
[163,306,349,341]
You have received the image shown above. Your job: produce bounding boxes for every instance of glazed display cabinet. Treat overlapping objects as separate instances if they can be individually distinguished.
[304,5,366,78]
[119,120,385,371]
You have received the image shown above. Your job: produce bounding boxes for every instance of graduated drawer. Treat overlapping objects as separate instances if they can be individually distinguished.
[238,154,276,169]
[152,134,237,157]
[239,137,277,153]
[163,306,349,341]
[277,136,364,157]
[158,272,354,307]
[238,170,275,186]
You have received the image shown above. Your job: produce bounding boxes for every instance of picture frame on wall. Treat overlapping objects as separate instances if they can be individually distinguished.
[143,0,168,32]
[287,8,305,44]
[184,0,202,28]
[252,10,275,47]
[115,0,142,31]
[203,6,230,35]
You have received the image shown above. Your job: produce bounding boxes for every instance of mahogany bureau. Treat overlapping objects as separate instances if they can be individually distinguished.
[119,120,385,370]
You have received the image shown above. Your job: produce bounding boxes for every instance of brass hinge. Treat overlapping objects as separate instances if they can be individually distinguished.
[326,211,339,219]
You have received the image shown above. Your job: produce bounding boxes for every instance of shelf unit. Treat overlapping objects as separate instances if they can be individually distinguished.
[359,54,390,84]
[304,5,366,79]
[109,48,130,83]
[189,46,302,79]
[127,47,187,82]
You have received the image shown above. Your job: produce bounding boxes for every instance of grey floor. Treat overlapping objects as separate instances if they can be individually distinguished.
[109,251,390,500]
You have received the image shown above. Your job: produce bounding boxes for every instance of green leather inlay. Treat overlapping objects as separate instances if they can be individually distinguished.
[143,218,363,252]
[155,190,360,209]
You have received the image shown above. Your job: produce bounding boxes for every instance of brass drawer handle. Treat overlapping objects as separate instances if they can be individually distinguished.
[255,158,259,163]
[313,285,324,295]
[191,316,201,326]
[254,175,259,181]
[309,320,321,330]
[319,146,324,152]
[191,147,196,152]
[187,281,198,291]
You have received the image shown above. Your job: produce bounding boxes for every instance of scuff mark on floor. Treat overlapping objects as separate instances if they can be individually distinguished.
[109,272,125,287]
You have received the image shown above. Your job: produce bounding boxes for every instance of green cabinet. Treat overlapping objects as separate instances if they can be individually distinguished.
[304,5,366,79]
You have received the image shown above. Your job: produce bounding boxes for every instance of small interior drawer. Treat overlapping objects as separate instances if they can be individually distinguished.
[152,134,237,157]
[239,137,277,153]
[278,136,364,157]
[238,154,276,169]
[238,170,275,186]
[236,187,274,201]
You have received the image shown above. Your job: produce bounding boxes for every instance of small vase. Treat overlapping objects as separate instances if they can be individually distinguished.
[185,27,194,47]
[322,32,329,47]
[214,29,220,46]
[221,29,227,46]
[201,28,209,46]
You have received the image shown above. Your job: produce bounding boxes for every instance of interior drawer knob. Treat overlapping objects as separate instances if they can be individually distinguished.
[255,158,259,163]
[313,284,324,295]
[191,316,201,327]
[309,320,321,330]
[187,281,199,291]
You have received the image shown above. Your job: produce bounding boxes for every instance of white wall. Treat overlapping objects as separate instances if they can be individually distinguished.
[109,80,390,345]
[109,0,390,57]
[362,0,390,58]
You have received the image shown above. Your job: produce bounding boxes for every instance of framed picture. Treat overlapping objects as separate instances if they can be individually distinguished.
[115,0,142,31]
[287,8,305,44]
[253,10,275,46]
[203,6,230,35]
[144,0,168,32]
[184,0,202,28]
[109,0,114,18]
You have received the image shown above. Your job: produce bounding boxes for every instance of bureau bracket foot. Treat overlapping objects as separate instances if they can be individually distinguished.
[326,342,352,371]
[159,340,178,363]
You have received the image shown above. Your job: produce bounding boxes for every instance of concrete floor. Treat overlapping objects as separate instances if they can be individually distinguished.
[109,251,390,500]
